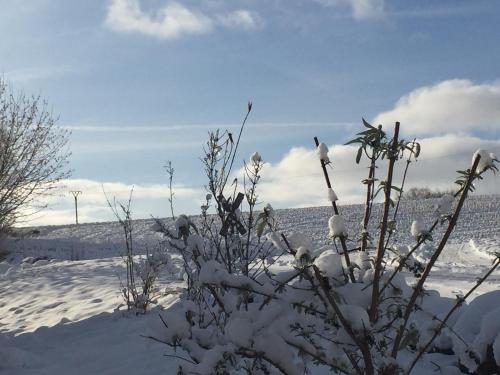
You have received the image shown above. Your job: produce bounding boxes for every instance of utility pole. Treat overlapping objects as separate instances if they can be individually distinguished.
[70,191,82,225]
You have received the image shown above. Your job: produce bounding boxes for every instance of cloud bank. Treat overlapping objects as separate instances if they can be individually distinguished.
[234,134,499,211]
[28,134,499,227]
[235,79,500,210]
[25,179,202,226]
[105,0,261,39]
[374,79,500,135]
[314,0,385,20]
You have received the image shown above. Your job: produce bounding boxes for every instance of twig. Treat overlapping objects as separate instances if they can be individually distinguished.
[407,257,499,373]
[313,136,355,283]
[391,153,481,358]
[312,265,375,375]
[223,102,252,189]
[369,122,400,322]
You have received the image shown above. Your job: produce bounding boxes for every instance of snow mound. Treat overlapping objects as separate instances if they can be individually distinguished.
[452,290,500,371]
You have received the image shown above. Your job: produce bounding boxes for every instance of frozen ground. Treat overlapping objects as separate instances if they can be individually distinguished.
[0,196,499,374]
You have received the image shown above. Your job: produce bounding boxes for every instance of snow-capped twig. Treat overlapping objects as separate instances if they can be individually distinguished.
[313,136,355,283]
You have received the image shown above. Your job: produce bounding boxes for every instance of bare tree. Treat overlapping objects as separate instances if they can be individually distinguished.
[0,78,71,230]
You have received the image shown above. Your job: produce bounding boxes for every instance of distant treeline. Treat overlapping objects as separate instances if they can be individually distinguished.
[402,187,455,200]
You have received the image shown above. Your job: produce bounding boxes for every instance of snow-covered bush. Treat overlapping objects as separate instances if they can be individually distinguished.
[154,114,499,374]
[452,290,500,373]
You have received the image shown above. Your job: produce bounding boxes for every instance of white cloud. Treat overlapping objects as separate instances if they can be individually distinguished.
[105,0,262,39]
[105,0,213,39]
[4,65,80,83]
[217,10,262,30]
[23,179,202,226]
[314,0,385,20]
[233,134,499,210]
[374,79,500,135]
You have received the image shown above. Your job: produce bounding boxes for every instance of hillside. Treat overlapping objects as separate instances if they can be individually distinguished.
[0,195,499,374]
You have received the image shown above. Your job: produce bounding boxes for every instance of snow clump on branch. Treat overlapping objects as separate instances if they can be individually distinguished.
[411,220,426,239]
[327,188,338,202]
[434,194,454,216]
[313,249,344,278]
[472,149,496,172]
[250,151,262,165]
[328,215,348,238]
[316,142,330,164]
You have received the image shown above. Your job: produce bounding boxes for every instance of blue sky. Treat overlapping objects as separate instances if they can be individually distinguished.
[1,0,499,224]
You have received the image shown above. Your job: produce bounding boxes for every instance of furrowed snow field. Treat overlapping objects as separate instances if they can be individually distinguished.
[0,196,499,374]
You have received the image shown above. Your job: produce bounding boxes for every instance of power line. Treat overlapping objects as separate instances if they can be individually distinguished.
[70,191,82,224]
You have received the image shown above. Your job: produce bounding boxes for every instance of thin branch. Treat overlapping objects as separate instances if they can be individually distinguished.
[391,153,481,358]
[407,257,500,373]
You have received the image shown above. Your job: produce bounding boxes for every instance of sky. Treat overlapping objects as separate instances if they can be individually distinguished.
[1,0,499,225]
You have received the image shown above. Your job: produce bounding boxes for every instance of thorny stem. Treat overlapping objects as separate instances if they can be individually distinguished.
[407,257,500,374]
[391,154,481,358]
[313,136,356,283]
[369,122,400,322]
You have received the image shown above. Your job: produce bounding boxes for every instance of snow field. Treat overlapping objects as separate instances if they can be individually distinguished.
[0,196,498,374]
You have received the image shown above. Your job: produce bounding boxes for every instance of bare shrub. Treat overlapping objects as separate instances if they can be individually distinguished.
[107,190,173,314]
[0,79,71,231]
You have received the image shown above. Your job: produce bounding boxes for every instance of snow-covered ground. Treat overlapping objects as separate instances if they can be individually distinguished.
[0,196,499,374]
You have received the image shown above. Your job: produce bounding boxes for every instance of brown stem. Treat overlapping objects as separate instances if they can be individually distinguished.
[313,136,355,283]
[361,155,376,253]
[383,139,417,254]
[369,122,400,322]
[391,154,481,358]
[285,340,351,374]
[236,347,290,375]
[312,265,375,374]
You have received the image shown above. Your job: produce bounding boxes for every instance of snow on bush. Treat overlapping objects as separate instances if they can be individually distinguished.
[250,151,262,165]
[410,219,426,239]
[328,187,338,202]
[106,192,176,314]
[313,249,344,278]
[152,118,499,374]
[316,142,330,163]
[434,193,455,216]
[452,290,500,372]
[473,149,495,172]
[328,214,348,238]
